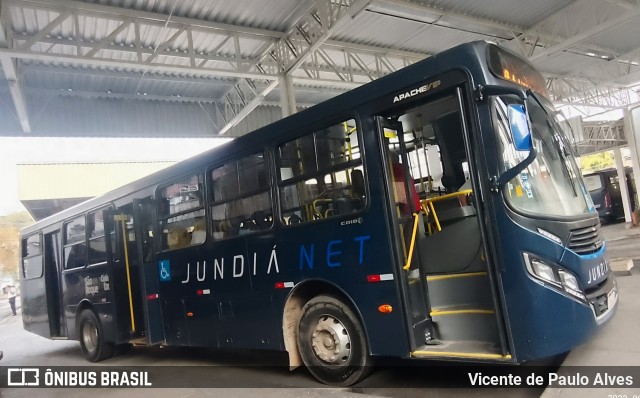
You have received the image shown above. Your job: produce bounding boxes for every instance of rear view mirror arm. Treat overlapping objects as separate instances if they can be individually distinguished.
[493,146,537,191]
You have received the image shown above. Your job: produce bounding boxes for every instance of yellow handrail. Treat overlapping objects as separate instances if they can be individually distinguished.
[312,199,333,219]
[403,212,420,270]
[421,189,472,204]
[421,190,472,234]
[115,214,136,332]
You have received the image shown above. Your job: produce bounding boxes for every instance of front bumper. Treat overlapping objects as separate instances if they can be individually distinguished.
[586,274,618,325]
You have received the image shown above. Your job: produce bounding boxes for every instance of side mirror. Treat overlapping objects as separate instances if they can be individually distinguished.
[494,103,537,190]
[508,104,532,151]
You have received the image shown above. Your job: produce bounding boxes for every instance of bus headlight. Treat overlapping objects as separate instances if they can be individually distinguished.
[529,258,558,284]
[558,270,585,300]
[523,253,585,301]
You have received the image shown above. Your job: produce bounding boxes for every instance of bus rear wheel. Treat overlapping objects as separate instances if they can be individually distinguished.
[297,295,371,386]
[78,309,114,362]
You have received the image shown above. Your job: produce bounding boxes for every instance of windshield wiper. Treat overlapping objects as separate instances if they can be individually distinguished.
[529,92,581,196]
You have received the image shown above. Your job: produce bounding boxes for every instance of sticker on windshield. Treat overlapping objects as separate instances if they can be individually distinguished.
[519,173,534,199]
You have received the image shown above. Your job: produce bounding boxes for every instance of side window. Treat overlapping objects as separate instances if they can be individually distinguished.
[158,174,205,250]
[210,152,273,240]
[64,216,87,269]
[87,207,113,265]
[609,175,620,192]
[278,118,366,225]
[22,234,43,279]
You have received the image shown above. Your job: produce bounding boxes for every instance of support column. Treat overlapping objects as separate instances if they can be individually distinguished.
[613,146,632,222]
[279,73,297,118]
[624,108,640,214]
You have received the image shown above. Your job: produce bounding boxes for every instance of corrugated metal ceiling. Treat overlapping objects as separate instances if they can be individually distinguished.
[2,0,640,138]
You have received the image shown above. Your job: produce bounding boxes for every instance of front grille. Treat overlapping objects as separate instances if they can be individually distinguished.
[568,223,603,255]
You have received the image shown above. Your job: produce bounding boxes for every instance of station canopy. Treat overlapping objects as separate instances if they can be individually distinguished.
[1,0,640,147]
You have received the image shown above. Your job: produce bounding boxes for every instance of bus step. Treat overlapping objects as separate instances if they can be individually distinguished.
[430,305,498,343]
[426,271,492,309]
[130,337,147,346]
[412,340,511,361]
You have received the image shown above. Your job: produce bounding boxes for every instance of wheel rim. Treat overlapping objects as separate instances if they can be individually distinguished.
[82,320,99,353]
[310,315,351,365]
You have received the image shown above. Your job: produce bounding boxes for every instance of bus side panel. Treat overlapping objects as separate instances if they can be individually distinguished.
[62,264,118,341]
[157,236,282,350]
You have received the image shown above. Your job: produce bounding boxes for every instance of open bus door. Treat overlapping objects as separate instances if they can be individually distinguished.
[378,87,510,360]
[132,198,165,345]
[377,117,435,351]
[104,202,164,346]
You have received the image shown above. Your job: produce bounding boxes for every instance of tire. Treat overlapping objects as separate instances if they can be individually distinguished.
[77,309,114,362]
[297,295,372,386]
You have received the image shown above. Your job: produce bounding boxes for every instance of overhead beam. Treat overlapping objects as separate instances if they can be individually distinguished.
[15,0,284,40]
[22,64,237,86]
[26,87,218,103]
[0,4,7,47]
[0,55,31,132]
[217,80,279,135]
[529,6,640,61]
[0,48,280,80]
[218,0,372,134]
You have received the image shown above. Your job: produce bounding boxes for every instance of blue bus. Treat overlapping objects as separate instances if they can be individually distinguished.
[20,41,617,386]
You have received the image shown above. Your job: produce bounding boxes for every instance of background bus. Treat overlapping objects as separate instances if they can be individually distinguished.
[583,168,637,223]
[20,41,617,386]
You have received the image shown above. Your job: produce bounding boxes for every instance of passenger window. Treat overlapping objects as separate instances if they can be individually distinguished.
[210,152,272,240]
[87,207,112,265]
[64,216,87,269]
[158,174,205,250]
[22,234,43,279]
[22,234,41,258]
[277,119,366,225]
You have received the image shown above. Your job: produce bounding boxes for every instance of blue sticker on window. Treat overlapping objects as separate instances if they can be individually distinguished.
[159,260,171,282]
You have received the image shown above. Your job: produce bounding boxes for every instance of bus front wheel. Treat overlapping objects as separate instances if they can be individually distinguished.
[77,309,114,362]
[297,295,371,386]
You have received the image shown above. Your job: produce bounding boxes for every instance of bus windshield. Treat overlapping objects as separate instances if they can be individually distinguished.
[494,94,593,217]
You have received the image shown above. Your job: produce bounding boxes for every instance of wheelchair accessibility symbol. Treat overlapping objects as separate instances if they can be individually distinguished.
[159,259,171,282]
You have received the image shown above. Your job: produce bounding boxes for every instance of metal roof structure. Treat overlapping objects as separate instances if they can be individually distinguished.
[2,0,640,143]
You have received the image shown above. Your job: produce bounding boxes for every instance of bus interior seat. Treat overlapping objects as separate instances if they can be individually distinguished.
[191,219,206,245]
[419,190,482,274]
[427,195,477,227]
[252,210,271,230]
[351,169,365,198]
[229,216,244,236]
[167,227,189,249]
[288,214,303,225]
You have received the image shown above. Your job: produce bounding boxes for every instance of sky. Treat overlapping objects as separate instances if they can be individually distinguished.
[0,136,231,216]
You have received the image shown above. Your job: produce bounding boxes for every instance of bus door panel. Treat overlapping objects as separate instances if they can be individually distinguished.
[239,235,280,350]
[385,88,509,357]
[133,199,165,345]
[21,234,48,338]
[44,231,65,337]
[377,117,433,349]
[200,237,252,348]
[104,206,144,341]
